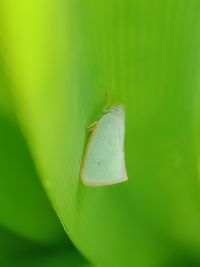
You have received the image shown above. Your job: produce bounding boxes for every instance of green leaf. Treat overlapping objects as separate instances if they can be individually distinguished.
[1,0,200,266]
[0,55,65,244]
[0,226,89,267]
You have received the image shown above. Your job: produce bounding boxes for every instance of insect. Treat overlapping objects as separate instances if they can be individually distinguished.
[80,105,128,186]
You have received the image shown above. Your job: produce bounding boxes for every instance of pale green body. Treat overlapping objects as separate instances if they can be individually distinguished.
[81,105,128,186]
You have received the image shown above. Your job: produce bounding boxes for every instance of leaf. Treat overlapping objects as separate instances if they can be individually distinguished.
[0,54,65,244]
[1,0,200,266]
[0,226,89,267]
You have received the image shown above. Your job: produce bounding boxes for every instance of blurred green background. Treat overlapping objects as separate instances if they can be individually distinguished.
[1,0,200,266]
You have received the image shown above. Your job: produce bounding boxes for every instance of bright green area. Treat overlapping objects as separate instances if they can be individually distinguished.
[0,54,66,244]
[0,52,89,265]
[0,0,200,266]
